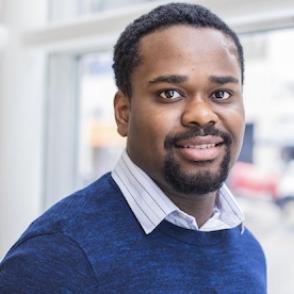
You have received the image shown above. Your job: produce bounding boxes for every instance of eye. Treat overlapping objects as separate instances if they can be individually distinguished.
[211,90,231,100]
[159,89,182,100]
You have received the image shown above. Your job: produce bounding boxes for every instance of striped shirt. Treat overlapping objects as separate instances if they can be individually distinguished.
[112,150,244,234]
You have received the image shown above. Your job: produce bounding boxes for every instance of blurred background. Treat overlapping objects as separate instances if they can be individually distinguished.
[0,0,294,293]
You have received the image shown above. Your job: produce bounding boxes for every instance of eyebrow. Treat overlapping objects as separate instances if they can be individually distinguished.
[209,75,239,85]
[148,74,239,85]
[148,75,188,84]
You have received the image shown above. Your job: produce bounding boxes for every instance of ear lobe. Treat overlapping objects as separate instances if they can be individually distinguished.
[114,91,130,137]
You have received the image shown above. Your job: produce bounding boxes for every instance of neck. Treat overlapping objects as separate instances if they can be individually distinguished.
[164,188,218,228]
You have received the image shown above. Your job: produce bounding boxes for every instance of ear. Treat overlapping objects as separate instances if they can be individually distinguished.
[114,90,130,137]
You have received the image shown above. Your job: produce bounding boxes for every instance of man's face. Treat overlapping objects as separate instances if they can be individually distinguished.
[115,25,245,197]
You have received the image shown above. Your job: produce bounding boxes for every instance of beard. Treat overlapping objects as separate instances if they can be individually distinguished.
[163,126,232,195]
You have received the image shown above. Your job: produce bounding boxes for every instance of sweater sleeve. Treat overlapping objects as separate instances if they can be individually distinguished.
[0,233,99,294]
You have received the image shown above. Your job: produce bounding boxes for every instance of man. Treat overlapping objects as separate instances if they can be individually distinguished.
[0,3,266,293]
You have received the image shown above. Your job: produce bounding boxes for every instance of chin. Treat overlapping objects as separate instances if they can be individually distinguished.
[164,151,230,195]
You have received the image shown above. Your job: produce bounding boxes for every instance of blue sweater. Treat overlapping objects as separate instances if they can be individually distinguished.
[0,173,266,293]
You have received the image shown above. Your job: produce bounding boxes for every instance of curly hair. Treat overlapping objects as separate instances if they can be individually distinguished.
[113,2,244,97]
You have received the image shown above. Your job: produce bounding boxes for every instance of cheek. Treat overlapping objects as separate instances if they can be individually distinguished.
[131,100,179,136]
[129,106,182,170]
[127,104,178,173]
[128,106,169,149]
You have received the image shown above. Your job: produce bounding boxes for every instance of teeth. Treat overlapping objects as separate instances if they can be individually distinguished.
[183,144,216,149]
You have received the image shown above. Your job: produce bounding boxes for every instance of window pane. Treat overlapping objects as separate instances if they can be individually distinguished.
[77,51,124,186]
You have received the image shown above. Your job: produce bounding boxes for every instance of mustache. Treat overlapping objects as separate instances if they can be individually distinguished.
[164,125,232,149]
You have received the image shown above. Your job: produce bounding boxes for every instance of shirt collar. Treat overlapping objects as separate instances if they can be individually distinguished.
[112,150,244,234]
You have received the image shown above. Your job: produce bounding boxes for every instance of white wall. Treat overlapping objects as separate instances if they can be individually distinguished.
[0,0,47,257]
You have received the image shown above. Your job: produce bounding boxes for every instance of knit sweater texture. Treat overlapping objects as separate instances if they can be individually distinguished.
[0,173,266,293]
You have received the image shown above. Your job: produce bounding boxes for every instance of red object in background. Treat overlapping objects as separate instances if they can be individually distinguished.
[228,162,280,199]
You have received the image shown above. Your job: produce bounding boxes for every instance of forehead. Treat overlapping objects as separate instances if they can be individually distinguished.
[134,25,240,80]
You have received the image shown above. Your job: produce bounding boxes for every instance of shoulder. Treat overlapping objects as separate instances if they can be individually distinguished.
[19,173,122,237]
[237,226,267,267]
[23,173,143,246]
[0,232,99,293]
[4,172,144,259]
[242,227,265,250]
[0,173,144,291]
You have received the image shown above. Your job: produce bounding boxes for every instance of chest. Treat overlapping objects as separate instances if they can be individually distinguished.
[89,238,266,294]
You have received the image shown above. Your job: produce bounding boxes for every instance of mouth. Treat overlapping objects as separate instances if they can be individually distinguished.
[177,143,223,149]
[174,136,225,162]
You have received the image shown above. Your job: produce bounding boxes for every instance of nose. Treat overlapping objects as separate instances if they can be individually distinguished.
[181,98,218,128]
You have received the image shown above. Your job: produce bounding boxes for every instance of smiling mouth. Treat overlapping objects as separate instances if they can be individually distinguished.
[174,136,225,162]
[177,143,223,149]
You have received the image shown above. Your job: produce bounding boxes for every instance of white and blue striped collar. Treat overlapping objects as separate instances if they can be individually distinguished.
[112,150,244,234]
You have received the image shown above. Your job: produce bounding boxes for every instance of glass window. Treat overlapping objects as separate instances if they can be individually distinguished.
[239,29,294,174]
[77,51,125,186]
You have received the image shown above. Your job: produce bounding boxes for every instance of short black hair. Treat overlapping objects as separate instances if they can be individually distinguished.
[113,2,244,97]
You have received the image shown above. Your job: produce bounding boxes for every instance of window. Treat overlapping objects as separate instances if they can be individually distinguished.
[77,51,124,186]
[242,30,294,170]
